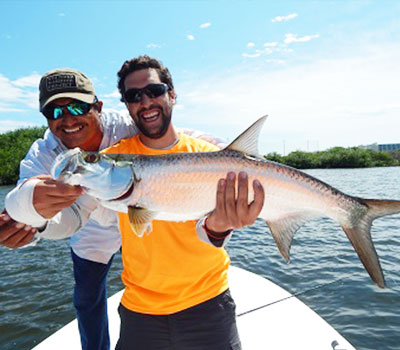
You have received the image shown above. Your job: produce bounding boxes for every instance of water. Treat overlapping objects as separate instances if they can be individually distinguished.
[1,167,400,350]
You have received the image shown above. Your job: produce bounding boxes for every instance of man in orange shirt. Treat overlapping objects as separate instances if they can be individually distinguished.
[109,55,265,350]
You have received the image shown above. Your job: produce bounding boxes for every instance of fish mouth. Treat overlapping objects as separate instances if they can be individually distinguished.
[112,182,135,201]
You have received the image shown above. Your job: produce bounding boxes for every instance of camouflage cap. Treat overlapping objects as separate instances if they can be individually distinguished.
[39,68,96,111]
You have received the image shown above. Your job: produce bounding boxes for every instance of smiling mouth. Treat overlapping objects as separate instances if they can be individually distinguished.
[63,125,84,134]
[141,110,160,122]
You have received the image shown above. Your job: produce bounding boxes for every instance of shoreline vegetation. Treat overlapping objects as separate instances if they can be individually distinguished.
[0,127,399,186]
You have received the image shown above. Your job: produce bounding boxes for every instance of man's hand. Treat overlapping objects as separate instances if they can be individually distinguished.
[206,171,265,233]
[0,210,37,248]
[33,176,84,218]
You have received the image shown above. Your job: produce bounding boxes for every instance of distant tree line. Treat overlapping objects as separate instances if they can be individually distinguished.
[0,126,47,185]
[266,147,399,169]
[0,127,399,185]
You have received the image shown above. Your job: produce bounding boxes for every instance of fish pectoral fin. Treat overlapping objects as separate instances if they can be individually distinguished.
[127,206,156,237]
[224,115,267,156]
[266,214,308,262]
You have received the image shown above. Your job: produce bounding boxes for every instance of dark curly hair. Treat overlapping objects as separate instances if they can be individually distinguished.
[117,55,175,102]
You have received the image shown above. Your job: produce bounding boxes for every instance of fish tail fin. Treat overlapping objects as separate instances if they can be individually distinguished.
[342,199,400,289]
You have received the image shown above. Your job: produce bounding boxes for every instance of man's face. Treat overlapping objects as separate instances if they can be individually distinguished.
[47,98,103,151]
[124,68,175,139]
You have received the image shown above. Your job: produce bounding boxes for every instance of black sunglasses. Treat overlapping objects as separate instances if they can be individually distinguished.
[123,83,170,104]
[43,98,98,120]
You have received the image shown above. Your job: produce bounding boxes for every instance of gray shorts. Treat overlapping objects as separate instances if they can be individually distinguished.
[116,289,241,350]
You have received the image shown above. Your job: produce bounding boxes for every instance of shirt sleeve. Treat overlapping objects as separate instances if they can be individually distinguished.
[4,137,92,240]
[195,216,233,248]
[178,128,227,150]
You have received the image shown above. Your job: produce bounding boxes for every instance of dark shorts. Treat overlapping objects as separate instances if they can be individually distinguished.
[116,289,241,350]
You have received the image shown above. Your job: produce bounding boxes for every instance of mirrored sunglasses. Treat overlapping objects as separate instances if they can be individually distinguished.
[42,99,98,120]
[43,99,97,120]
[124,83,170,104]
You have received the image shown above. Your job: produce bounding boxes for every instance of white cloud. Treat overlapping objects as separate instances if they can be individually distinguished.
[264,42,278,47]
[242,43,280,59]
[13,72,41,88]
[272,13,298,22]
[242,52,261,58]
[284,33,320,44]
[147,43,162,49]
[187,34,195,40]
[200,22,211,29]
[0,120,41,133]
[0,106,25,113]
[58,13,65,17]
[0,73,40,112]
[0,74,24,101]
[102,89,121,99]
[176,44,400,155]
[265,59,285,65]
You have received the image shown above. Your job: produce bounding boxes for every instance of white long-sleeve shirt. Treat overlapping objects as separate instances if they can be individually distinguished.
[5,111,230,263]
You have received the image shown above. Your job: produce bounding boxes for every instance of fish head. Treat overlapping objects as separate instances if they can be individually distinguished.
[51,148,135,202]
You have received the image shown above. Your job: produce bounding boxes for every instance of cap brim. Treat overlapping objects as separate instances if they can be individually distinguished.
[40,92,96,111]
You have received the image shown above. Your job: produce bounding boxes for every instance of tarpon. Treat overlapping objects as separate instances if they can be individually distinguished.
[51,116,400,288]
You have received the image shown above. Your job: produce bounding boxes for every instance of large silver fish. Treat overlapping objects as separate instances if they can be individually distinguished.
[51,116,400,288]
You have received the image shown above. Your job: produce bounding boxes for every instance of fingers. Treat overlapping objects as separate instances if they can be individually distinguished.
[2,227,36,248]
[236,172,249,221]
[208,172,264,232]
[248,179,265,220]
[215,178,227,214]
[10,228,36,248]
[0,211,10,224]
[0,214,37,249]
[225,172,237,223]
[39,180,83,198]
[33,180,83,218]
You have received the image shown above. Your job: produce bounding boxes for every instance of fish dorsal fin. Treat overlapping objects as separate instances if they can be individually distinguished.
[225,115,267,156]
[128,206,156,237]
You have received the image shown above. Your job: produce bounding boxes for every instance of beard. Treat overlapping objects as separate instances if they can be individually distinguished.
[134,105,172,139]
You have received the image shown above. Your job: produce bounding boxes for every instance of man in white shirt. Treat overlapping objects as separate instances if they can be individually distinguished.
[2,68,137,350]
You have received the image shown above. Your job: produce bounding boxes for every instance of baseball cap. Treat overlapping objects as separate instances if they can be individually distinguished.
[39,68,96,111]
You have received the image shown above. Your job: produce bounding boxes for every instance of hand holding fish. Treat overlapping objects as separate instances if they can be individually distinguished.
[33,175,83,219]
[0,209,36,248]
[206,171,265,233]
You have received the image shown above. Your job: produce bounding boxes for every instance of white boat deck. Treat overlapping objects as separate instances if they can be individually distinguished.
[32,266,355,349]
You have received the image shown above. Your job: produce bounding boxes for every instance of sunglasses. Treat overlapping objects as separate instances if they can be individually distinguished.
[123,83,170,104]
[43,99,97,120]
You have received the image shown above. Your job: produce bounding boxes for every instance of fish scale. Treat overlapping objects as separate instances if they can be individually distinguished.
[51,115,400,288]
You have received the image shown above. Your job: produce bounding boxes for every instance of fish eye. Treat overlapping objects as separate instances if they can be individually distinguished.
[84,153,100,163]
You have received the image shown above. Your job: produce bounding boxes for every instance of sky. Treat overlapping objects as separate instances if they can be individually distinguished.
[1,0,399,155]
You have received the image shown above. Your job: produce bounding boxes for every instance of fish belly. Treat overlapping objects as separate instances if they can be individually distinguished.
[128,153,354,224]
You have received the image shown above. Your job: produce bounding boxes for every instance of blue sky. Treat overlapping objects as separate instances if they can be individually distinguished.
[1,0,399,154]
